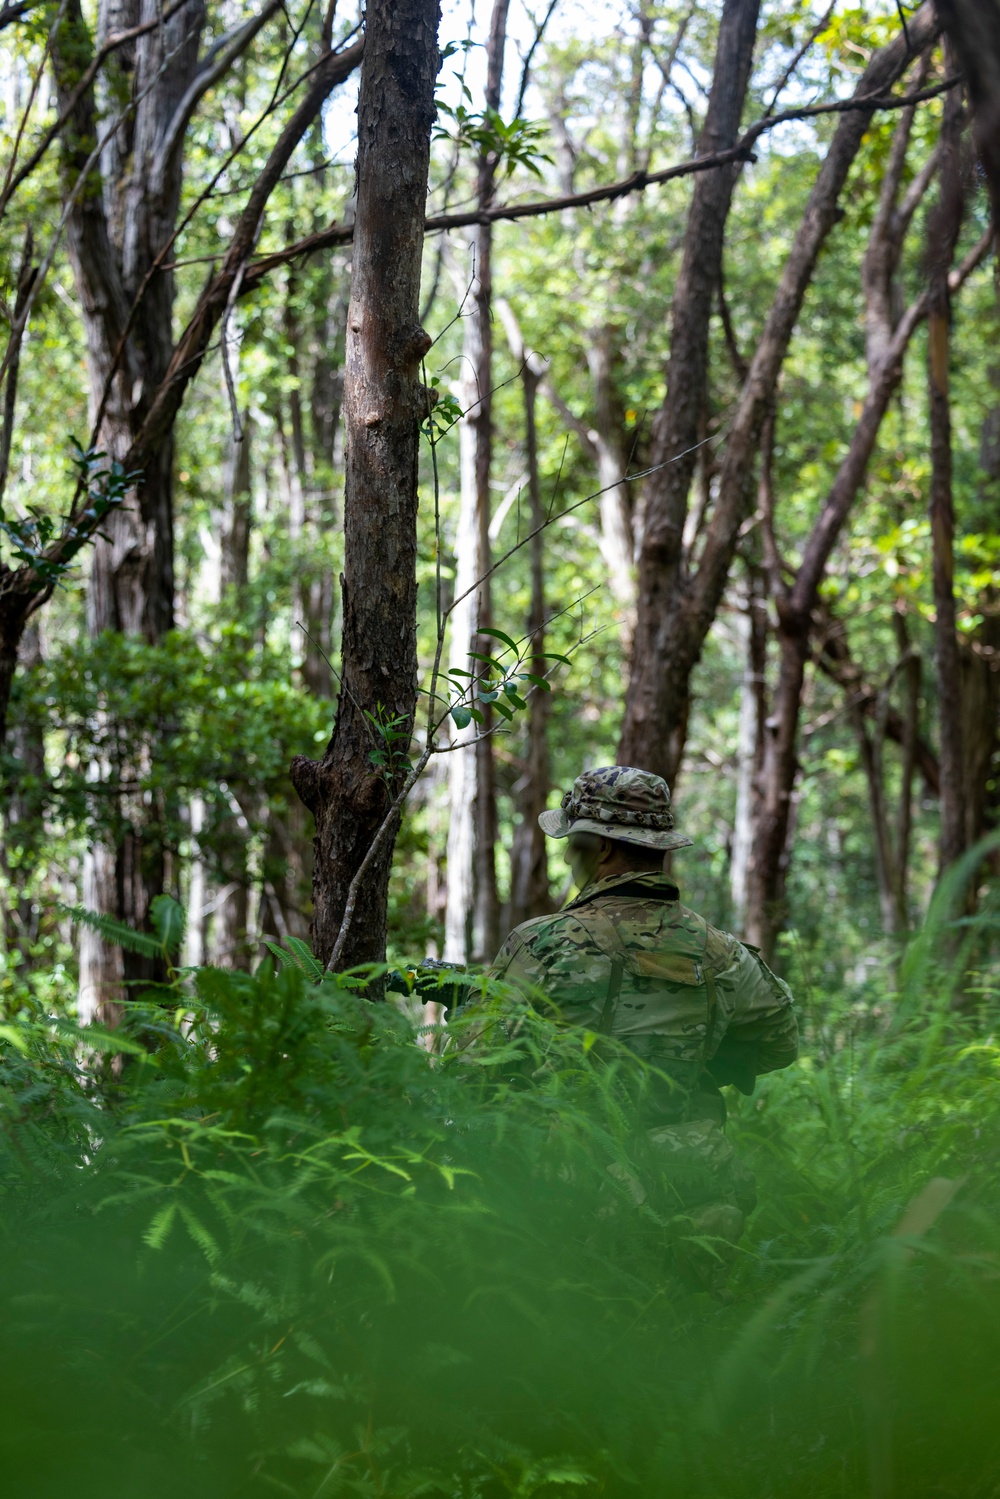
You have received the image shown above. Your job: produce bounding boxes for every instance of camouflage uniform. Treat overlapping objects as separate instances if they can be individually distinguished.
[490,767,798,1284]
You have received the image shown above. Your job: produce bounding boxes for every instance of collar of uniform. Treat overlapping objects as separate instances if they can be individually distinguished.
[566,870,680,910]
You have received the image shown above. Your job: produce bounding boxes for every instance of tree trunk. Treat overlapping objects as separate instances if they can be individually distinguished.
[961,608,1000,849]
[211,422,253,968]
[927,77,966,873]
[52,0,208,1013]
[291,0,441,972]
[443,404,479,963]
[619,5,939,781]
[221,415,252,594]
[743,38,952,954]
[936,0,1000,239]
[585,329,636,646]
[729,561,767,933]
[1,620,46,956]
[444,0,509,963]
[508,360,553,931]
[619,0,761,776]
[470,0,509,962]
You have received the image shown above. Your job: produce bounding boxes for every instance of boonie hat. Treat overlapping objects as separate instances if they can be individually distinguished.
[538,766,693,852]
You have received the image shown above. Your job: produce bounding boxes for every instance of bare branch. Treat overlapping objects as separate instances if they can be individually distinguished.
[0,0,191,221]
[151,0,284,195]
[0,228,35,519]
[122,38,365,481]
[1,0,68,205]
[764,1,837,115]
[245,74,962,282]
[515,0,558,119]
[0,1,36,32]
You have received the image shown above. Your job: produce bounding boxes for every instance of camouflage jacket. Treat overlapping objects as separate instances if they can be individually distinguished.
[489,871,797,1124]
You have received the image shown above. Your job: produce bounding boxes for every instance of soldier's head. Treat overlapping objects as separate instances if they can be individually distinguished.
[538,766,692,891]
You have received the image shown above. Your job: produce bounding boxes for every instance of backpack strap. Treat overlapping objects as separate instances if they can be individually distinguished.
[573,906,632,1038]
[598,959,624,1036]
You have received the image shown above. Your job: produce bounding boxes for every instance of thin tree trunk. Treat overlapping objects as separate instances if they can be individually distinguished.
[470,0,509,962]
[848,682,901,936]
[893,604,920,921]
[619,6,939,782]
[927,77,966,873]
[743,45,955,954]
[185,795,208,967]
[211,420,252,968]
[960,606,1000,849]
[586,329,636,648]
[729,561,767,933]
[444,391,479,962]
[445,0,508,962]
[937,0,1000,240]
[1,620,45,957]
[508,357,553,931]
[291,0,441,973]
[221,415,252,594]
[619,0,761,776]
[53,0,208,1013]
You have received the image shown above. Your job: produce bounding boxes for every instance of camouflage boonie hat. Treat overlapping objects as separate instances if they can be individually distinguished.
[538,766,693,852]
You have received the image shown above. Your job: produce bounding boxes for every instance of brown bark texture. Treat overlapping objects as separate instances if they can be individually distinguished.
[471,0,509,962]
[620,0,761,780]
[507,357,554,932]
[51,0,208,1015]
[291,0,441,972]
[926,77,967,873]
[619,5,939,787]
[936,0,1000,239]
[738,25,946,954]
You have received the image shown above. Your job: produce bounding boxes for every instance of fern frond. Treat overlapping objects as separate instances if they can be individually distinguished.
[62,905,164,959]
[284,935,324,979]
[264,937,323,979]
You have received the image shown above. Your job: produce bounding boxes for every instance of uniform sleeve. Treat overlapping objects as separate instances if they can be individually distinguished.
[487,931,550,1005]
[713,944,798,1076]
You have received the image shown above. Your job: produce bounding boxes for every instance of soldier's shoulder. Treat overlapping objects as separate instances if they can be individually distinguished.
[506,908,593,954]
[673,903,743,969]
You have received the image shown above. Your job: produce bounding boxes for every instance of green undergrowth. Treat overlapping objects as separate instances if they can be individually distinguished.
[2,871,1000,1496]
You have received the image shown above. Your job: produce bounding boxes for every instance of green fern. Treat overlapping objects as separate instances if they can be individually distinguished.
[264,935,324,980]
[62,894,186,964]
[63,905,165,960]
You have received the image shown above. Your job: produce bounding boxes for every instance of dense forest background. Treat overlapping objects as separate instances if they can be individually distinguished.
[0,0,997,1010]
[4,4,1000,1495]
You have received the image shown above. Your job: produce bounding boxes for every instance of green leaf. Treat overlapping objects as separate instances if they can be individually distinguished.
[143,1202,178,1252]
[0,1025,28,1054]
[479,626,519,653]
[451,704,473,729]
[284,935,324,980]
[150,894,185,954]
[178,1204,222,1265]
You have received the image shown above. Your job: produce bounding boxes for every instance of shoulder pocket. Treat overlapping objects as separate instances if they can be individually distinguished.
[632,952,703,986]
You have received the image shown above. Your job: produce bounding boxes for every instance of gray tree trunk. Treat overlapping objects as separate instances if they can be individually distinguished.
[619,0,761,777]
[291,0,441,972]
[508,357,553,932]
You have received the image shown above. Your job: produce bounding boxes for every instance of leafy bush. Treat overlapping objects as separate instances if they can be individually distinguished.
[2,896,1000,1497]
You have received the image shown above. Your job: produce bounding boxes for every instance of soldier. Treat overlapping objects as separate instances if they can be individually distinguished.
[488,765,798,1287]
